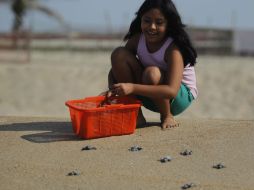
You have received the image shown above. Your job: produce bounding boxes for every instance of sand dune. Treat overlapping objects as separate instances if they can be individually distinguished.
[0,50,254,120]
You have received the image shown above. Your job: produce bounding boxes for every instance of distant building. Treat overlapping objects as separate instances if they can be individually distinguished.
[233,29,254,56]
[0,27,254,55]
[187,27,254,56]
[187,27,233,55]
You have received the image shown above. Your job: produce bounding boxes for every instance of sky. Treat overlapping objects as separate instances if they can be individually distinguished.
[0,0,254,33]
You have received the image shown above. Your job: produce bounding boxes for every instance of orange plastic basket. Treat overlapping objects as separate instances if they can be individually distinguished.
[65,96,141,139]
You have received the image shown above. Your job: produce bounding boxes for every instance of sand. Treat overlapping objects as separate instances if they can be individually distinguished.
[1,50,254,189]
[0,116,254,190]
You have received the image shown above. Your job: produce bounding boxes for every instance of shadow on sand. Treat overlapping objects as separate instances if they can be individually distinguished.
[137,122,161,129]
[0,121,161,143]
[0,121,81,143]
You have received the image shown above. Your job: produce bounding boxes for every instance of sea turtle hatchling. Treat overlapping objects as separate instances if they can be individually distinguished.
[181,183,196,189]
[180,149,193,156]
[67,170,81,176]
[129,145,142,152]
[213,163,226,169]
[160,156,172,163]
[81,145,97,151]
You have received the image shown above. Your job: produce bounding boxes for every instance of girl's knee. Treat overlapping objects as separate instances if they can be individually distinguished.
[111,47,129,63]
[142,66,163,85]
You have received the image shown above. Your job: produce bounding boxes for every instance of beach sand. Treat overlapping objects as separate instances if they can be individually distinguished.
[0,50,254,189]
[0,116,254,190]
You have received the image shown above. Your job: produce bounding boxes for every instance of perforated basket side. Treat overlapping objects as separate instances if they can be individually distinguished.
[78,107,139,139]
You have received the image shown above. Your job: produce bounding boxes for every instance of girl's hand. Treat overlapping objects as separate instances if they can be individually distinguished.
[98,90,114,98]
[113,83,134,96]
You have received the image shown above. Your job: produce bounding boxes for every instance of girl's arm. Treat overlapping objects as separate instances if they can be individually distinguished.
[124,33,140,54]
[113,44,184,99]
[106,34,140,95]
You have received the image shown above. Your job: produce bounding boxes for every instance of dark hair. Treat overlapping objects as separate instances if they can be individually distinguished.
[124,0,197,66]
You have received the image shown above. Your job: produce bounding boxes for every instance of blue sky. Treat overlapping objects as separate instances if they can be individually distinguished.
[0,0,254,33]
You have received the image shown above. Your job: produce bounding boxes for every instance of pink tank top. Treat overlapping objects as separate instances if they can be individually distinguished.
[137,34,198,99]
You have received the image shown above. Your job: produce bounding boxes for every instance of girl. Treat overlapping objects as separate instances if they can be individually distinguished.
[105,0,197,129]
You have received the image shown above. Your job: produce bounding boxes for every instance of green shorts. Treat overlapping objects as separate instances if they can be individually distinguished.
[136,84,194,116]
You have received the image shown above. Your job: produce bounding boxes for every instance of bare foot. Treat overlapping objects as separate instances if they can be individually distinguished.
[161,114,179,130]
[136,109,146,128]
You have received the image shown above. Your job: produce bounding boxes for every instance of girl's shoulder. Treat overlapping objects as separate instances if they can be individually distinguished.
[125,33,141,54]
[164,42,182,63]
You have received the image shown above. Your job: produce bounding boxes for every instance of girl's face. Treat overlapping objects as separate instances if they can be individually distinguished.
[141,8,168,45]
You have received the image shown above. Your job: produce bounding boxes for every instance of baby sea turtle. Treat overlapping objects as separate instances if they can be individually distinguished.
[181,183,196,189]
[129,145,142,152]
[180,149,193,156]
[160,156,172,163]
[81,145,97,151]
[67,170,81,176]
[213,163,226,169]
